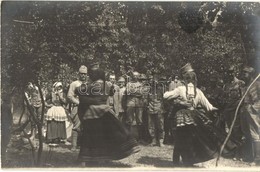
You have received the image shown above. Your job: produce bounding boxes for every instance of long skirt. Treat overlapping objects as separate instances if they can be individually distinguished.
[78,111,140,162]
[46,120,67,143]
[173,109,239,165]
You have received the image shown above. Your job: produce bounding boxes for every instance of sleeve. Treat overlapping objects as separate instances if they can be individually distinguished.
[45,92,53,107]
[197,90,214,111]
[122,89,127,111]
[67,82,80,105]
[163,88,180,100]
[109,85,115,96]
[250,82,260,113]
[168,82,173,91]
[58,92,67,105]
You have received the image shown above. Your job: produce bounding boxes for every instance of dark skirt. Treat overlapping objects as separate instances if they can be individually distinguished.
[46,120,67,143]
[173,109,239,165]
[78,111,140,162]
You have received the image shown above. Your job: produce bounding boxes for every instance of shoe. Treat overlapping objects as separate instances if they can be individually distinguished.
[149,138,157,146]
[138,140,148,145]
[249,162,256,166]
[172,161,181,167]
[80,162,86,167]
[242,157,254,163]
[60,139,66,143]
[65,141,72,146]
[71,147,77,151]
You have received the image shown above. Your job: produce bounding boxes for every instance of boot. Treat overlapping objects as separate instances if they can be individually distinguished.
[29,128,36,148]
[137,125,147,144]
[149,138,157,146]
[71,130,78,151]
[253,140,260,161]
[124,123,132,133]
[243,138,254,162]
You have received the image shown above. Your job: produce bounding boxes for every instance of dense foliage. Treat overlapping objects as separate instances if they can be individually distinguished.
[1,2,259,166]
[2,1,260,93]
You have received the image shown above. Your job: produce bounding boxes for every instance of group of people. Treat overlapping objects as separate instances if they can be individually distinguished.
[24,62,259,167]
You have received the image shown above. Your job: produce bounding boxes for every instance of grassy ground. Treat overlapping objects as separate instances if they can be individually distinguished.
[2,134,259,170]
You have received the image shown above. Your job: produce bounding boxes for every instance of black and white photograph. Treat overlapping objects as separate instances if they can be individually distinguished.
[1,1,260,170]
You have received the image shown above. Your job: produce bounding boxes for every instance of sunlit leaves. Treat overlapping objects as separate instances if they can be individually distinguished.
[1,1,259,96]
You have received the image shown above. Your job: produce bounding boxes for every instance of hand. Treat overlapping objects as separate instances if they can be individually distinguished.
[212,107,218,111]
[179,101,193,108]
[175,99,192,107]
[56,91,63,97]
[45,103,53,108]
[166,95,174,100]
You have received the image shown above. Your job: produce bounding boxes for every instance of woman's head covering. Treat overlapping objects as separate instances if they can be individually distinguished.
[183,71,197,84]
[53,82,62,88]
[180,63,194,77]
[79,65,88,73]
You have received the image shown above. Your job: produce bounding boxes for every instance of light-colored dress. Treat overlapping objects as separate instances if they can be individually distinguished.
[164,83,214,127]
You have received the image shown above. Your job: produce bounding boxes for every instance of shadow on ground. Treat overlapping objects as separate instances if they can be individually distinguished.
[136,156,174,168]
[3,147,132,168]
[137,156,204,168]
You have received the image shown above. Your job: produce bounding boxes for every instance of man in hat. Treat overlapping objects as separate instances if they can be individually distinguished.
[221,66,245,158]
[24,82,43,147]
[116,76,127,122]
[67,65,88,151]
[139,74,151,144]
[107,73,120,117]
[125,71,146,143]
[223,66,245,140]
[147,75,166,147]
[240,66,260,163]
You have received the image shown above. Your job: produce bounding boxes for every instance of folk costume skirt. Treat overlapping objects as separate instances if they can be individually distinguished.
[46,106,67,143]
[78,111,140,162]
[173,108,239,165]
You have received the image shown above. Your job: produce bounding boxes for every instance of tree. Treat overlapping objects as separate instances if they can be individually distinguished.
[1,1,259,166]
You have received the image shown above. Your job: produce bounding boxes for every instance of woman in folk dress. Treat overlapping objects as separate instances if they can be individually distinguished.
[76,68,140,166]
[164,69,239,167]
[45,82,67,145]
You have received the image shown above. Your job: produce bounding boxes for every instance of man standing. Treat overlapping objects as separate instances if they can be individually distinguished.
[25,82,43,147]
[165,74,183,144]
[223,66,245,143]
[67,65,88,151]
[240,66,260,163]
[107,74,120,117]
[116,77,126,122]
[147,75,166,147]
[125,71,144,142]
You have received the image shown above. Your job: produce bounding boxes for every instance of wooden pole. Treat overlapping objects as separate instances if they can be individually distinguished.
[216,74,260,167]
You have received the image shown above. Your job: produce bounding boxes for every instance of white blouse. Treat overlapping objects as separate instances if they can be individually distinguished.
[163,83,214,111]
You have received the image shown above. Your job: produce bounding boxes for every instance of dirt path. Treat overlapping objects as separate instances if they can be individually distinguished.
[3,135,259,169]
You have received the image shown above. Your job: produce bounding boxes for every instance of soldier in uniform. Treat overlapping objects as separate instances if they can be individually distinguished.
[67,65,88,151]
[223,67,245,139]
[240,66,260,163]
